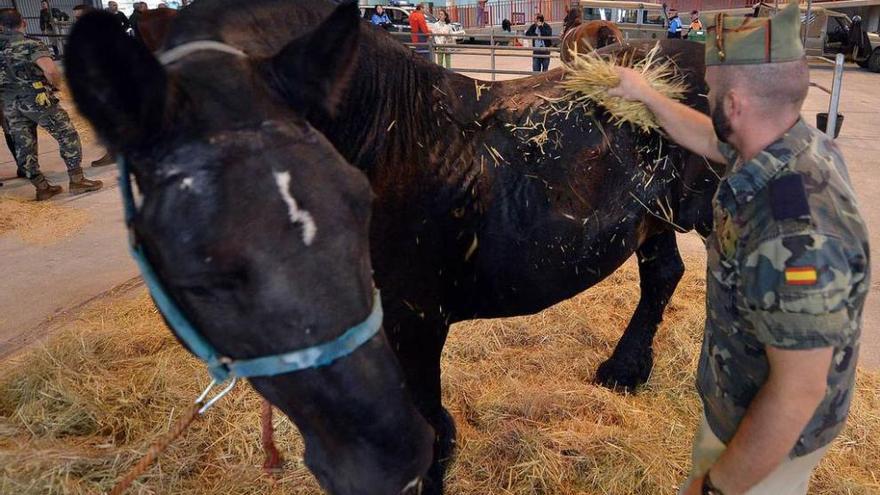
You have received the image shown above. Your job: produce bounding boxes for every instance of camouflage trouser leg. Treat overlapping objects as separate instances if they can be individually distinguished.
[0,106,27,172]
[3,96,82,179]
[3,99,40,179]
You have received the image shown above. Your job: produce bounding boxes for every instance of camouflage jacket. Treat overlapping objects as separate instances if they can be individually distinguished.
[698,119,870,457]
[0,30,51,97]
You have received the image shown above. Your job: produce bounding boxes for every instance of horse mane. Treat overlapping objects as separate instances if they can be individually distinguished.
[170,0,477,176]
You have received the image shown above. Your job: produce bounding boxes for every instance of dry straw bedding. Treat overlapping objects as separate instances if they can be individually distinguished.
[0,198,89,245]
[559,44,688,133]
[0,260,877,494]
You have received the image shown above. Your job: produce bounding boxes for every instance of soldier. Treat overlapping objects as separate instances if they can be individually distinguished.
[610,3,869,495]
[0,8,102,200]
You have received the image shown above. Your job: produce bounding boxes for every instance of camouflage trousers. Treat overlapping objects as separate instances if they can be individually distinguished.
[2,93,82,179]
[679,414,829,495]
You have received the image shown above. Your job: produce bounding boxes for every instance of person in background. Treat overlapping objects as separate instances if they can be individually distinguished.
[39,1,66,58]
[158,3,169,8]
[563,6,583,36]
[409,3,432,62]
[610,4,868,494]
[72,3,93,20]
[433,9,453,69]
[106,1,130,32]
[666,8,683,39]
[0,8,102,200]
[501,18,520,47]
[371,5,392,29]
[477,0,487,26]
[525,14,552,72]
[129,2,148,41]
[684,10,703,39]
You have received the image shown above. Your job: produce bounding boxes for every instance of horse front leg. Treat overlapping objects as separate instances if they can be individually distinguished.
[384,312,455,495]
[595,229,685,390]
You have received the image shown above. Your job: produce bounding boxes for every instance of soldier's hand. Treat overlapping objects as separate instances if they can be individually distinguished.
[607,67,654,102]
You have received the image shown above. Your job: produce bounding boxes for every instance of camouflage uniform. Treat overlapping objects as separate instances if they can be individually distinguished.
[698,119,870,459]
[0,30,82,179]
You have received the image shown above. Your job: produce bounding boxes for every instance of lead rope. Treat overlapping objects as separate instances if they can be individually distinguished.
[108,378,238,494]
[261,398,284,474]
[108,403,202,495]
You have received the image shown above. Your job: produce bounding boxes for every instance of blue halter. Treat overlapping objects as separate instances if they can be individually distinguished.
[118,157,383,382]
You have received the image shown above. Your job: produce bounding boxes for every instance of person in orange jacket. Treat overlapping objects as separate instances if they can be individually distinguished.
[409,3,432,61]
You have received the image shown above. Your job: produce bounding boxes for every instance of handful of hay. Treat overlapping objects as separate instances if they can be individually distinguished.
[560,43,688,133]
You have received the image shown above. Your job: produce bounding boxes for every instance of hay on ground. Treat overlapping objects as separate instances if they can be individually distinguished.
[559,43,688,133]
[0,260,878,494]
[0,197,90,245]
[57,80,96,144]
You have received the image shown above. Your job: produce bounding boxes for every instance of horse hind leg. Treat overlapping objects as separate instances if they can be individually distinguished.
[595,229,685,390]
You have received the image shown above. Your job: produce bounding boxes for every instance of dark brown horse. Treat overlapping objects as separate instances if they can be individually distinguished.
[68,2,721,493]
[66,9,433,495]
[561,20,625,64]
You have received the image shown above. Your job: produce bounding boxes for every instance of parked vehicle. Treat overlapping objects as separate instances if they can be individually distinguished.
[702,2,880,72]
[360,4,467,42]
[579,0,667,40]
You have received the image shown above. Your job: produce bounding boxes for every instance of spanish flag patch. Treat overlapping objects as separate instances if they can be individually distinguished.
[785,266,818,286]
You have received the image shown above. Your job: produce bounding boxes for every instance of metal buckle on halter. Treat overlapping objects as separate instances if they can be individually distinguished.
[194,377,239,414]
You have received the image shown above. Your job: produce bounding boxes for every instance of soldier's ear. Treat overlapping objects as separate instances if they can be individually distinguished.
[65,11,166,152]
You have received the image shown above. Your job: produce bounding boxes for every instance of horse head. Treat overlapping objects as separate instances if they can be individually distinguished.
[64,5,434,494]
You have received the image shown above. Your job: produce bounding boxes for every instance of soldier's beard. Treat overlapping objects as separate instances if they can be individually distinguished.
[711,103,734,144]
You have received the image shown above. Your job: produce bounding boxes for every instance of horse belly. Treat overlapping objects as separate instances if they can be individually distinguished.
[464,210,645,319]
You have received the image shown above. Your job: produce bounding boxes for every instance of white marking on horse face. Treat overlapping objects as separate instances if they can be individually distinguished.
[273,171,317,246]
[180,177,194,190]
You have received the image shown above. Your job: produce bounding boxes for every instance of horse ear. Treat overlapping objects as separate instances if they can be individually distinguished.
[271,1,360,118]
[65,11,167,152]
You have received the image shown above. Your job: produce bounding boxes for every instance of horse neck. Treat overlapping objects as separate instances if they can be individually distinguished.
[318,28,481,177]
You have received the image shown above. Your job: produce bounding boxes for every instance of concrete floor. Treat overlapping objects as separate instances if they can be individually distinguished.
[0,59,878,369]
[0,117,138,358]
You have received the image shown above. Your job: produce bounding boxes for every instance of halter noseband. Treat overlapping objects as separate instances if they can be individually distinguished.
[118,40,383,382]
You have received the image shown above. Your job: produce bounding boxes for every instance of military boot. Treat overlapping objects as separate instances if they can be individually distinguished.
[31,174,63,201]
[91,153,116,167]
[68,167,103,195]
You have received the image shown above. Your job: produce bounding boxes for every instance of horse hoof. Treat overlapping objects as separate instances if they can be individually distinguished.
[595,351,653,392]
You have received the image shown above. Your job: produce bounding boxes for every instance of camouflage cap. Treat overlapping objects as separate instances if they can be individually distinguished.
[704,1,804,66]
